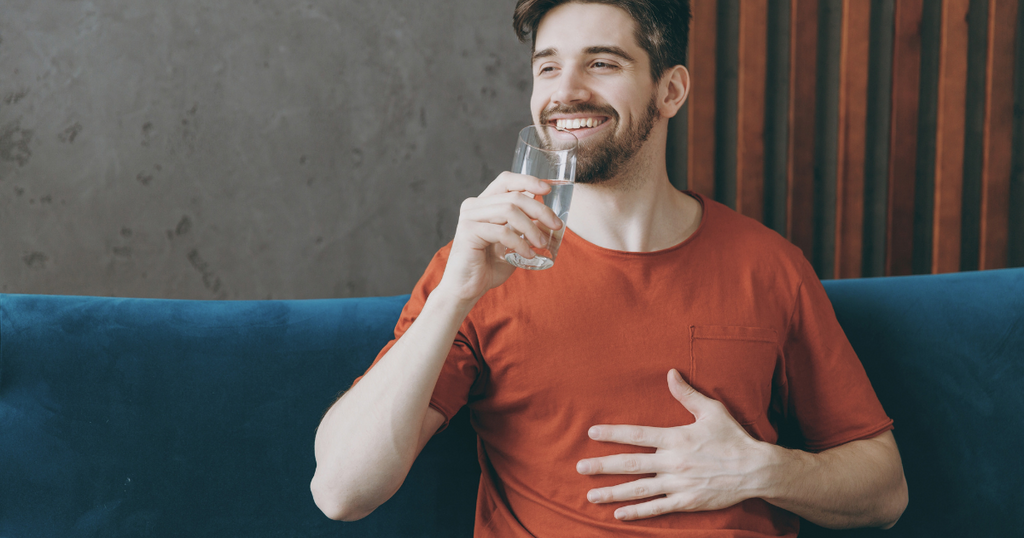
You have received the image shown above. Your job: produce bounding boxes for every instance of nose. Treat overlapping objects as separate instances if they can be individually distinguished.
[550,65,591,105]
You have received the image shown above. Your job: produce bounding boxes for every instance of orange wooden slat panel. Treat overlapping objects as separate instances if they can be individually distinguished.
[737,0,768,222]
[886,0,924,276]
[836,0,872,279]
[979,0,1019,270]
[932,0,970,273]
[788,0,819,263]
[688,0,718,199]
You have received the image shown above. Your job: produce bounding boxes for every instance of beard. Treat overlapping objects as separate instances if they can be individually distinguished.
[539,95,660,185]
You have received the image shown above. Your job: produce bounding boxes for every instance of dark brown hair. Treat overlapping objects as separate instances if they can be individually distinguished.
[513,0,691,80]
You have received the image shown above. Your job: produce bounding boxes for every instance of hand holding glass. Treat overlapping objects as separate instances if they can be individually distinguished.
[503,125,577,270]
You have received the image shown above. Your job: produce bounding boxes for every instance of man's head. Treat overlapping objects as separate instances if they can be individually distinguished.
[513,0,691,185]
[514,0,691,82]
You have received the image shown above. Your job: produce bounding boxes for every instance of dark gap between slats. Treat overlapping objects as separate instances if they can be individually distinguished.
[862,0,895,278]
[765,0,792,236]
[960,0,990,271]
[716,0,739,208]
[913,0,943,274]
[667,19,690,194]
[668,102,689,191]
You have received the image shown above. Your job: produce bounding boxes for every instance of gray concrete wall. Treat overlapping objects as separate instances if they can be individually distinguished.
[0,0,532,299]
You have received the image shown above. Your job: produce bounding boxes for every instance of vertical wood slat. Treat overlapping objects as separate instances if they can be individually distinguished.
[688,0,718,200]
[932,0,971,273]
[835,0,872,278]
[979,0,1019,269]
[736,0,768,222]
[1011,1,1024,268]
[886,0,923,276]
[787,0,820,264]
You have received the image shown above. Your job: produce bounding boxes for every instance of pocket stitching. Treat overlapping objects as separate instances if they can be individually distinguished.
[690,326,777,426]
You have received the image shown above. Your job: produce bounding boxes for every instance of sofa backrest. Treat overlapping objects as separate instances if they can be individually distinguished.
[802,268,1024,538]
[1,267,1022,537]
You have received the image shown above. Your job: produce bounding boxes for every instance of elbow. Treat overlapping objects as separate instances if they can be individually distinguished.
[310,471,376,522]
[879,473,909,530]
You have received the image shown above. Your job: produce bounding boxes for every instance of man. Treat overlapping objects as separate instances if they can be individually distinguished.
[311,1,908,535]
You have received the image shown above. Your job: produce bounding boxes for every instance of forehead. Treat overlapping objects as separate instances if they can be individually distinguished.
[534,3,642,58]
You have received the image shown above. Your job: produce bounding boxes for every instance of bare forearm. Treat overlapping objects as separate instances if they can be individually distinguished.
[310,290,474,520]
[756,432,908,529]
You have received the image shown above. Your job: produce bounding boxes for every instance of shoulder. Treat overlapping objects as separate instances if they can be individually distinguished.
[693,195,817,304]
[406,242,455,300]
[699,196,809,269]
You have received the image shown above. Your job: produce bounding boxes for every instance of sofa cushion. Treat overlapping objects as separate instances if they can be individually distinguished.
[0,294,477,538]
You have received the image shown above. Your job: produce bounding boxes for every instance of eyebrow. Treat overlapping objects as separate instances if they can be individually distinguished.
[531,46,636,64]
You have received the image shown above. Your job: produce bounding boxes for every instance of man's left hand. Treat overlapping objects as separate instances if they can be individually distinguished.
[576,369,770,521]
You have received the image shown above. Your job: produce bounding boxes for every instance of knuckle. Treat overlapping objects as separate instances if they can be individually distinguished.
[460,198,476,212]
[633,485,649,498]
[679,494,699,511]
[630,428,646,444]
[624,457,640,472]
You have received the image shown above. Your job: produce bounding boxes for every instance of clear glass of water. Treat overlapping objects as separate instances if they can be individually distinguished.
[504,125,577,270]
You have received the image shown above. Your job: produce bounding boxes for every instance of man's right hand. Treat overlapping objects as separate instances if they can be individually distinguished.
[435,172,563,303]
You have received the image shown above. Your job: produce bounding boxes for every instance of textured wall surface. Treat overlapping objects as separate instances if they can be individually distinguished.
[0,0,532,299]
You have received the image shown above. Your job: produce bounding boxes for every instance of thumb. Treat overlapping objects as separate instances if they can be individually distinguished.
[667,369,714,419]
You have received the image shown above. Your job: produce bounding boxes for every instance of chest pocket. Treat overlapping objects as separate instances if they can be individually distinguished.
[689,325,778,427]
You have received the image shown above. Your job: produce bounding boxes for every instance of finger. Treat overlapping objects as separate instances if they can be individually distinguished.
[586,478,664,504]
[480,171,552,198]
[614,496,684,521]
[464,192,563,232]
[462,221,536,259]
[576,453,660,475]
[461,199,555,249]
[667,369,716,419]
[587,424,667,448]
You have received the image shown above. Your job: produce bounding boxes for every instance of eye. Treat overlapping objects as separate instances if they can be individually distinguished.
[592,61,618,70]
[536,64,559,77]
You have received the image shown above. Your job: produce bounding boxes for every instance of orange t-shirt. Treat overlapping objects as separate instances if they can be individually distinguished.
[367,193,893,537]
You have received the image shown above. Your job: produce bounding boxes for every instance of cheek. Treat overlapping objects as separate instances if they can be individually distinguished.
[530,92,546,119]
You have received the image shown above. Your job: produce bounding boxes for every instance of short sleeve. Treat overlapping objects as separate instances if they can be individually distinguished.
[781,259,893,451]
[353,244,483,431]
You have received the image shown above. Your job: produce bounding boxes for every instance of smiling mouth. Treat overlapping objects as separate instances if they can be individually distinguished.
[551,117,608,131]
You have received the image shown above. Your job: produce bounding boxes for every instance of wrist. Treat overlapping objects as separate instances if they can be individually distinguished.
[425,282,480,319]
[750,441,802,502]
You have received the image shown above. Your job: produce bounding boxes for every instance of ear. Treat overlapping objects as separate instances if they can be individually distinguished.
[657,65,690,119]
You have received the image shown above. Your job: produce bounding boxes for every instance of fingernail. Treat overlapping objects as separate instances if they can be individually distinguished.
[587,490,598,502]
[672,369,684,383]
[588,426,600,439]
[576,461,590,474]
[614,509,626,520]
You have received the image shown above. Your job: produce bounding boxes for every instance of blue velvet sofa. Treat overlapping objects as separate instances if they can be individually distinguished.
[1,268,1022,537]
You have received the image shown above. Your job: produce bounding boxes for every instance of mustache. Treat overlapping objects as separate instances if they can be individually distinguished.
[539,104,618,124]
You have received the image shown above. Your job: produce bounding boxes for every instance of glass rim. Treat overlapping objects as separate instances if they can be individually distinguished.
[518,124,578,154]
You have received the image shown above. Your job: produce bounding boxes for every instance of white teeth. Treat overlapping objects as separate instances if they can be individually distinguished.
[554,117,605,130]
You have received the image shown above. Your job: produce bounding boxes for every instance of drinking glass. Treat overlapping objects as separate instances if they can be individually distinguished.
[504,125,577,270]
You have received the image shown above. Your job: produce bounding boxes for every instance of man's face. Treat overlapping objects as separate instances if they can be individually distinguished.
[530,2,661,184]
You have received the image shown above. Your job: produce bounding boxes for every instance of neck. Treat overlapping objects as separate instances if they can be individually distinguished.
[566,123,702,252]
